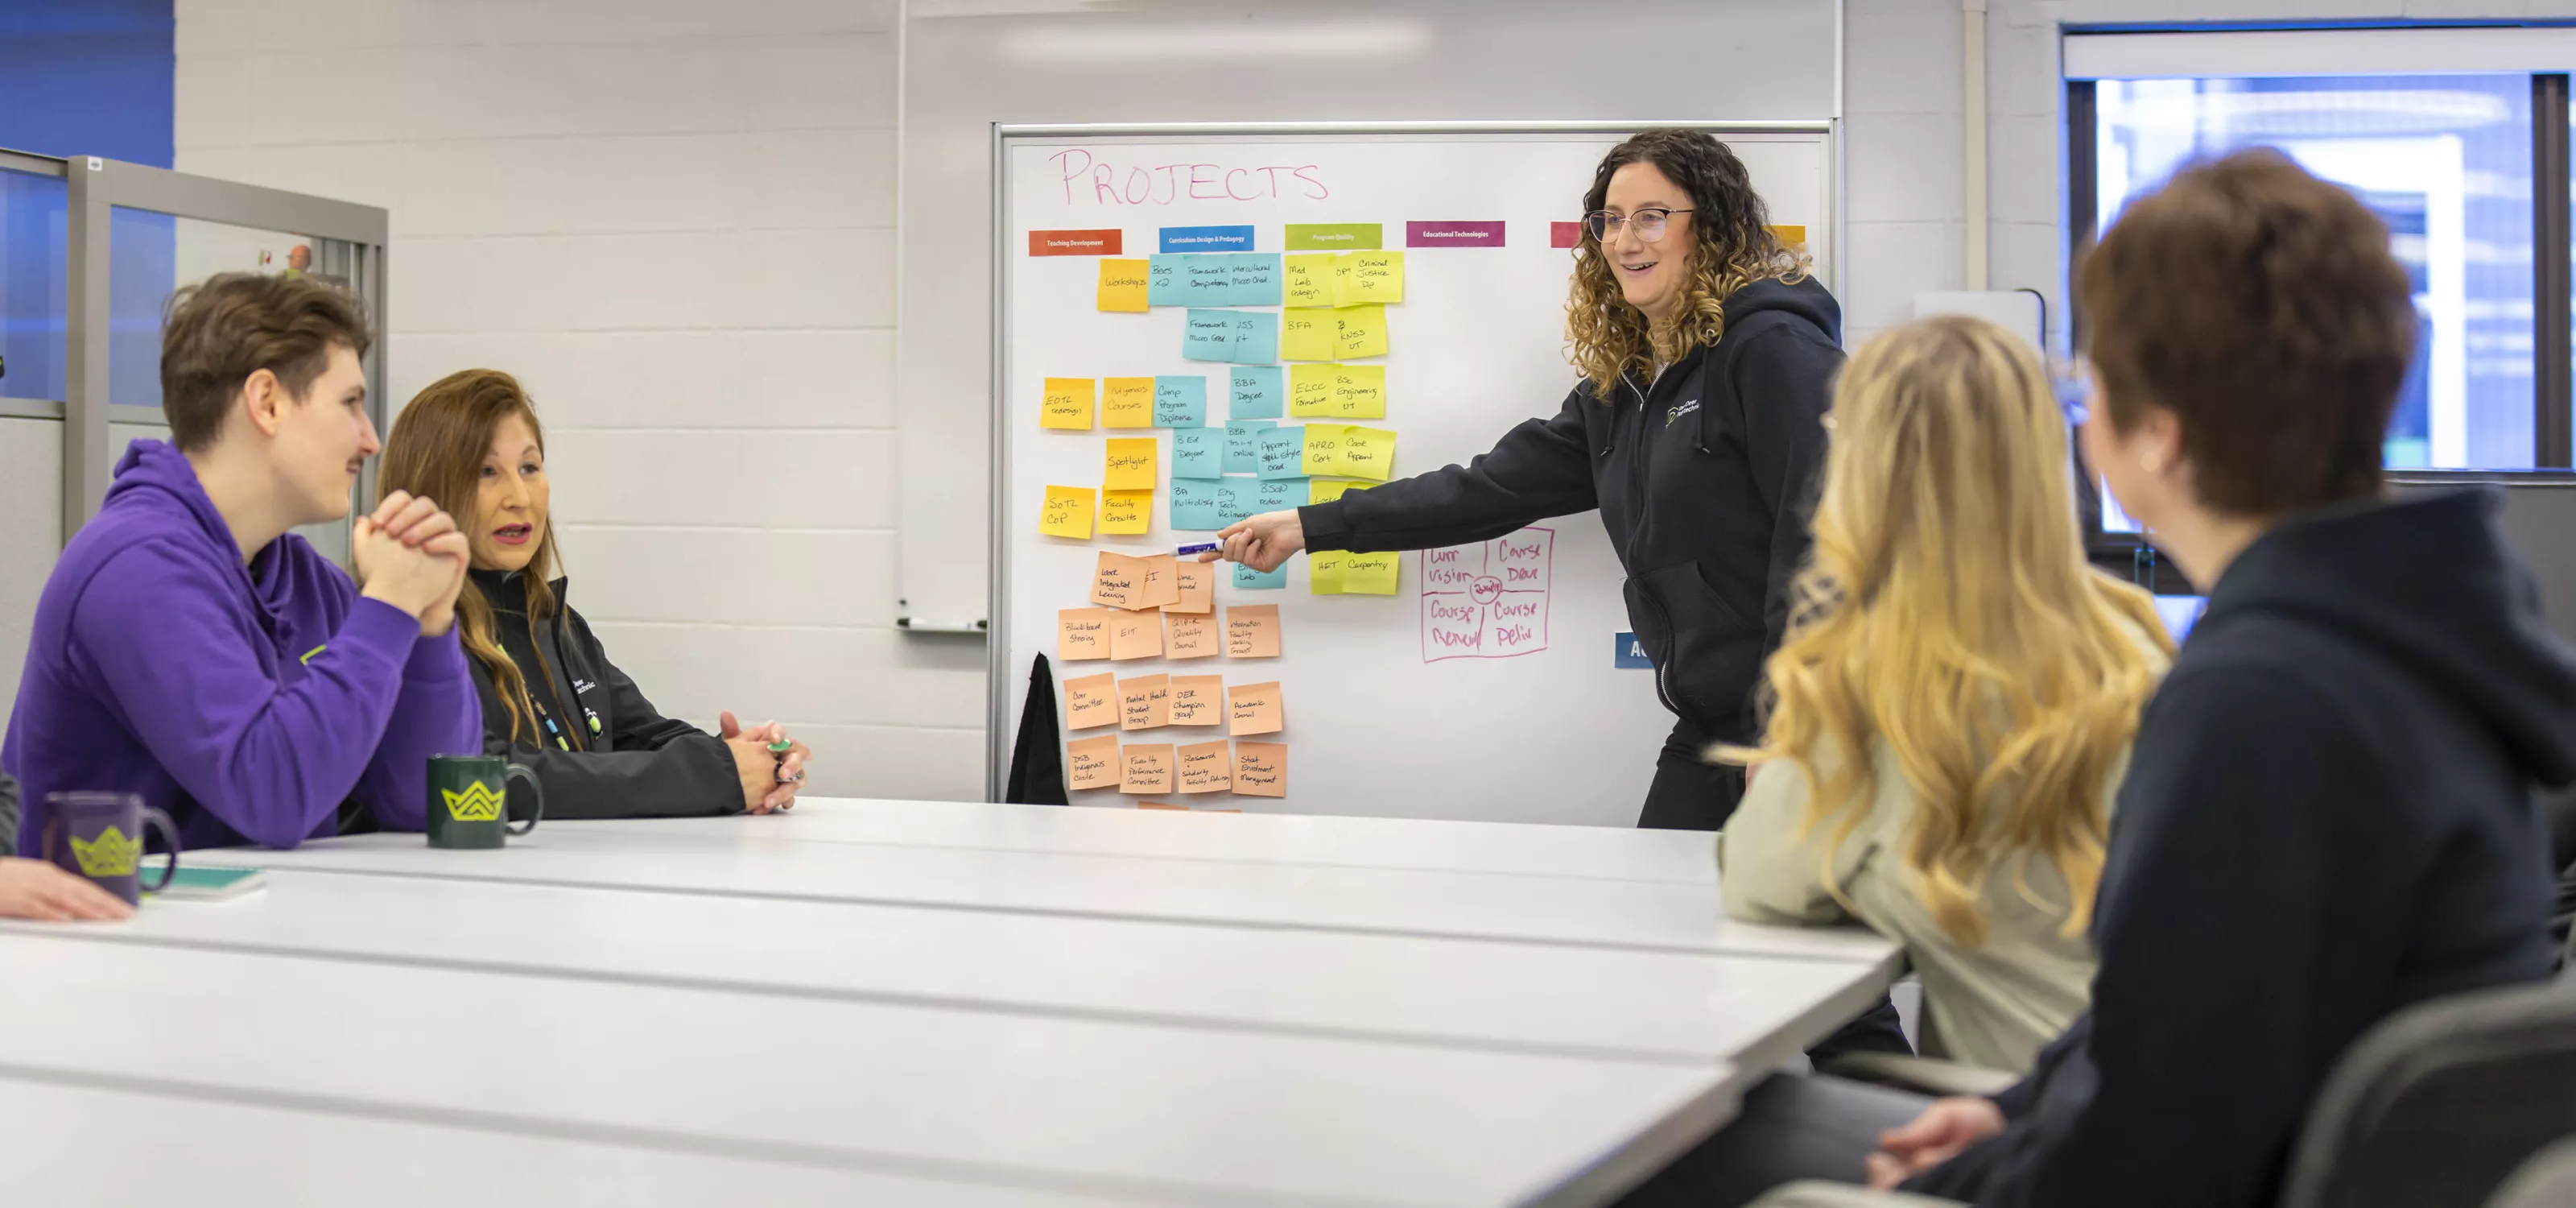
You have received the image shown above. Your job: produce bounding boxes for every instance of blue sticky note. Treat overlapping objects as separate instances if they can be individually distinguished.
[1146,255,1189,307]
[1154,375,1208,428]
[1171,428,1223,479]
[1229,253,1283,306]
[1170,479,1225,531]
[1253,476,1307,513]
[1228,312,1280,365]
[1160,225,1255,254]
[1230,366,1283,420]
[1224,420,1277,474]
[1216,480,1254,527]
[1183,309,1238,362]
[1181,258,1238,306]
[1257,425,1307,480]
[1234,563,1287,590]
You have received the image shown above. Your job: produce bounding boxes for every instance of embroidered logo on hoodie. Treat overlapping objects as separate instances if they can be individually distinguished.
[1666,399,1699,427]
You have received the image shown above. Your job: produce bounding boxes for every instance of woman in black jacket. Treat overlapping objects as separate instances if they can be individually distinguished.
[1214,129,1838,833]
[380,370,812,819]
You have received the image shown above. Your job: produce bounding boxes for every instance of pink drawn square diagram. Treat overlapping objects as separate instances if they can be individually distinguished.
[1421,527,1553,662]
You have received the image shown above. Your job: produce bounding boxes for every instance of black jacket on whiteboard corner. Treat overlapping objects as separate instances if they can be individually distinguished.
[1296,275,1840,747]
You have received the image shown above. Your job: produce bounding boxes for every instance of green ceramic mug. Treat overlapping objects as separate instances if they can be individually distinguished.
[425,755,543,850]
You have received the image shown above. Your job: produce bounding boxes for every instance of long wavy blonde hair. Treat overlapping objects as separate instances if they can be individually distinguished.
[1565,129,1810,398]
[1727,316,2172,945]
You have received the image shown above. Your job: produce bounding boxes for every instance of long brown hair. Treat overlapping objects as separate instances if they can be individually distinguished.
[1566,129,1809,398]
[379,369,561,745]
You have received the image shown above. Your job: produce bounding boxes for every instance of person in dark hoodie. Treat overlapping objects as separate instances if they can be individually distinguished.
[4,274,483,853]
[378,369,813,819]
[1763,151,2576,1208]
[1208,128,1838,834]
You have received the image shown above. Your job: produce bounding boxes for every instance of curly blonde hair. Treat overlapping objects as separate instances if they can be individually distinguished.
[1565,130,1810,398]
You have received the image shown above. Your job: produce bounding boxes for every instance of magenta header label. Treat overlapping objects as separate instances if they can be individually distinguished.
[1406,221,1505,248]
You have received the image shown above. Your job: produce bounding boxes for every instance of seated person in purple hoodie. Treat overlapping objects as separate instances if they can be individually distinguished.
[3,273,485,852]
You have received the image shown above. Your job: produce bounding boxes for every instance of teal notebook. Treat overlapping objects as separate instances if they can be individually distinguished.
[148,865,267,900]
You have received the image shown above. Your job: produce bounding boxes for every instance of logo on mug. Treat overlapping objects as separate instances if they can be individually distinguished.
[441,780,505,822]
[69,825,141,877]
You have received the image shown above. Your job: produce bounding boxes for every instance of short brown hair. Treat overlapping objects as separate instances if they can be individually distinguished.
[159,272,374,452]
[2079,149,2414,515]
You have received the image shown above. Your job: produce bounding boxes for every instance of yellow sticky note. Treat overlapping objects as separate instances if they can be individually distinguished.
[1309,479,1368,506]
[1287,364,1336,417]
[1104,438,1157,492]
[1041,378,1096,430]
[1770,224,1806,250]
[1299,424,1347,478]
[1096,259,1150,312]
[1340,551,1400,595]
[1334,304,1388,359]
[1345,250,1403,304]
[1338,425,1395,481]
[1041,486,1096,539]
[1283,254,1335,308]
[1103,377,1154,428]
[1329,254,1356,307]
[1100,489,1152,534]
[1280,311,1335,362]
[1328,364,1385,419]
[1309,550,1346,595]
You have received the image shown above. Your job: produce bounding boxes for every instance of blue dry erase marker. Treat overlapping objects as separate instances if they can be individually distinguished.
[1178,542,1220,557]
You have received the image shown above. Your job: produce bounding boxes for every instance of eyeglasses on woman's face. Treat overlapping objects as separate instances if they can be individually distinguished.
[1583,207,1693,243]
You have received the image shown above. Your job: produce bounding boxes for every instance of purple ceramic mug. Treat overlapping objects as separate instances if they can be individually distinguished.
[41,792,181,907]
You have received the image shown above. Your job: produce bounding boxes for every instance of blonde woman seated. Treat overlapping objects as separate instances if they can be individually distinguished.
[1719,315,2173,1075]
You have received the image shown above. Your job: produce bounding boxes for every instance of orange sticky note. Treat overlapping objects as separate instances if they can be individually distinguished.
[1166,612,1219,659]
[1225,604,1281,658]
[1109,610,1163,660]
[1103,378,1154,428]
[1058,608,1114,660]
[1168,675,1224,726]
[1137,801,1187,810]
[1166,561,1214,614]
[1118,673,1170,730]
[1040,486,1096,540]
[1096,259,1150,312]
[1121,743,1174,794]
[1233,742,1287,797]
[1063,671,1118,730]
[1042,379,1096,429]
[1228,681,1284,736]
[1067,734,1120,790]
[1176,740,1233,793]
[1092,552,1149,610]
[1100,490,1151,535]
[1104,438,1158,492]
[1138,553,1182,609]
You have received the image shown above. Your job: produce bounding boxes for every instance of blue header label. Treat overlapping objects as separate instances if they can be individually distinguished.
[1158,225,1255,253]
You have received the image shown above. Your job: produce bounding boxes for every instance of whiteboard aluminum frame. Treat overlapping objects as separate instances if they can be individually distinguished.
[986,119,1838,802]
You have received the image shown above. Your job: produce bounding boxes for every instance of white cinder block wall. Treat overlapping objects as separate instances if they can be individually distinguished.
[173,0,988,801]
[1844,0,2576,351]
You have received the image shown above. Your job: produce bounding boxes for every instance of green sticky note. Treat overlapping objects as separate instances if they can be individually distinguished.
[1284,223,1384,251]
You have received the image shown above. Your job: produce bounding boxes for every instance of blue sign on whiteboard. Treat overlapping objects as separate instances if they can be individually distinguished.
[1159,225,1255,253]
[1613,632,1653,668]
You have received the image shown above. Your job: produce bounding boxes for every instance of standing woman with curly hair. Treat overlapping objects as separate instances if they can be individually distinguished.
[1212,128,1840,833]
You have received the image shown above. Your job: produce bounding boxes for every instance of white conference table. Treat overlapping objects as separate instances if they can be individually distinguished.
[6,798,1901,1207]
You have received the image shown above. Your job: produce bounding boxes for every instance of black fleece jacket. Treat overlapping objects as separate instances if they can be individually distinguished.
[1297,277,1840,745]
[468,570,742,821]
[1910,490,2576,1207]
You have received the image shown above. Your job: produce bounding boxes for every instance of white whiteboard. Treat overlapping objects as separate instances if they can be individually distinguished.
[992,124,1835,826]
